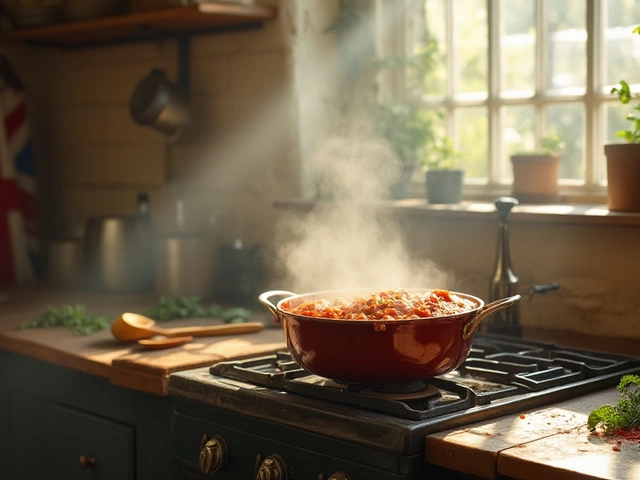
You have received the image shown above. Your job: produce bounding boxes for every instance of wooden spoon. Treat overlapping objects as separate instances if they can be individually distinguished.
[111,312,264,342]
[137,336,193,350]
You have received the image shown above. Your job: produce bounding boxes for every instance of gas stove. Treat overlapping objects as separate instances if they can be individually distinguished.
[168,335,640,480]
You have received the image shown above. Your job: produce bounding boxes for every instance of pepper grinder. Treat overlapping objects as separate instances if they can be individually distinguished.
[484,196,522,336]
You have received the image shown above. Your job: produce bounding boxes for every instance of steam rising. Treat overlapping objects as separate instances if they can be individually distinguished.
[274,109,452,294]
[156,1,454,297]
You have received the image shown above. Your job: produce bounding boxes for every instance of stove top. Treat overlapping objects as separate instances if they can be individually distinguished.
[168,334,640,457]
[207,335,639,420]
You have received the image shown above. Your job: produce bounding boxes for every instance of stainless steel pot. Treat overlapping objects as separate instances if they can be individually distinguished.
[48,239,83,287]
[129,69,193,142]
[155,235,215,299]
[83,194,155,292]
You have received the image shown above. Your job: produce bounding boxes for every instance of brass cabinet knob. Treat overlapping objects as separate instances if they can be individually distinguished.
[255,454,288,480]
[78,454,96,470]
[199,434,228,474]
[327,473,351,480]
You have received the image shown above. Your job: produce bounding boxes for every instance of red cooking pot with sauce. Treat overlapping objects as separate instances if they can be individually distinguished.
[259,288,521,384]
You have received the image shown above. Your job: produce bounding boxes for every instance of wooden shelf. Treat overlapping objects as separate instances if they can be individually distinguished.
[0,3,277,48]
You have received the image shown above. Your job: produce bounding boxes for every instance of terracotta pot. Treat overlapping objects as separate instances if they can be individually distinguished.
[425,169,464,204]
[259,289,520,384]
[604,144,640,212]
[511,154,560,203]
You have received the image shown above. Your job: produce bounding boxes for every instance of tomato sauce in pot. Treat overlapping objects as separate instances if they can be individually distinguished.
[282,288,477,320]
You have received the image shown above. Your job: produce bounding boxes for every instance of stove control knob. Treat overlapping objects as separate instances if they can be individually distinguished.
[255,454,288,480]
[327,473,351,480]
[199,434,228,473]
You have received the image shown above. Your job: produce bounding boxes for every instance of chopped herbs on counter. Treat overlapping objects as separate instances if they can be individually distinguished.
[588,374,640,435]
[19,297,253,336]
[142,296,252,323]
[19,305,110,336]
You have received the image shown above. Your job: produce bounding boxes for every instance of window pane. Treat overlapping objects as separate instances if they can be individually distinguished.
[500,0,535,95]
[546,0,586,93]
[604,0,640,89]
[453,0,488,97]
[605,102,632,143]
[454,107,488,178]
[502,105,536,182]
[412,0,447,97]
[546,103,585,181]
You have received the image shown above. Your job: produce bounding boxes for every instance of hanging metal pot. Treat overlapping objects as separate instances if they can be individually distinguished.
[129,69,193,142]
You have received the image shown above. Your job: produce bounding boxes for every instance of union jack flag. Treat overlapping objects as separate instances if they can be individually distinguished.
[0,60,39,285]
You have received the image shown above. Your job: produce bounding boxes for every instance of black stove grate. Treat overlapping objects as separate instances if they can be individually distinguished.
[208,335,640,421]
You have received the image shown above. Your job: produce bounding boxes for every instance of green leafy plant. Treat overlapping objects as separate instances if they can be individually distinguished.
[514,133,565,156]
[19,305,110,336]
[539,134,565,155]
[588,374,640,434]
[142,296,252,324]
[610,26,640,144]
[375,100,438,168]
[422,135,464,170]
[373,41,442,170]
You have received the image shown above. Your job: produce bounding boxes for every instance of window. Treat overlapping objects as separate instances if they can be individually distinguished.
[398,0,640,197]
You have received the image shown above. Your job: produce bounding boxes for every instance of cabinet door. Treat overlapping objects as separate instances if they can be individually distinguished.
[0,385,9,477]
[47,403,134,480]
[10,390,135,480]
[10,388,51,478]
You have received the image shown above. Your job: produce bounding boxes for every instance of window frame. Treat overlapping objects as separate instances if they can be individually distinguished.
[390,0,635,201]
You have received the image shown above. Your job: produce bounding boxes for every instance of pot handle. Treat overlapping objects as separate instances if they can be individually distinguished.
[462,294,521,340]
[258,290,296,323]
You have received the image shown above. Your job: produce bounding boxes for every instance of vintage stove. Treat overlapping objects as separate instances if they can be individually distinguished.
[168,335,640,480]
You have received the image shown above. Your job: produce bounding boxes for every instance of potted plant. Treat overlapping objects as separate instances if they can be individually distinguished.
[376,100,438,199]
[605,26,640,212]
[510,133,564,203]
[423,136,465,204]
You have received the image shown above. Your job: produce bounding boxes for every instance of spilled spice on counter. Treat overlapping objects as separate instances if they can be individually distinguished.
[610,427,640,443]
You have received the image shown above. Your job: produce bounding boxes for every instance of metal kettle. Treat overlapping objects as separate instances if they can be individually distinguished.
[83,193,155,293]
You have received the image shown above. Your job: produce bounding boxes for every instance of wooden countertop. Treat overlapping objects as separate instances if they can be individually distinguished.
[425,328,640,480]
[0,286,286,396]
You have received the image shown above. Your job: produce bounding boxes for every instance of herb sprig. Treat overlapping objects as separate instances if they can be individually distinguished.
[588,374,640,434]
[142,296,252,324]
[19,305,110,336]
[19,297,253,337]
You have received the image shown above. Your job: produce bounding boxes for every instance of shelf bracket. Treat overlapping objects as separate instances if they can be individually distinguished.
[176,34,190,98]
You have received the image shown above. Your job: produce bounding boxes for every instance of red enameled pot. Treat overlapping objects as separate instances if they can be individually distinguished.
[259,289,521,384]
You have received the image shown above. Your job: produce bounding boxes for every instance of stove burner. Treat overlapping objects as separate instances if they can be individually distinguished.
[207,335,640,421]
[322,379,442,401]
[362,384,442,401]
[372,381,429,394]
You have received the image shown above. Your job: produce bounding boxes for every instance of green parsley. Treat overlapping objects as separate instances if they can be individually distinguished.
[142,296,252,323]
[588,374,640,434]
[19,305,110,336]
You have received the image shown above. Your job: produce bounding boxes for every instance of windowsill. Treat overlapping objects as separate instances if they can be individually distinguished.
[274,198,640,227]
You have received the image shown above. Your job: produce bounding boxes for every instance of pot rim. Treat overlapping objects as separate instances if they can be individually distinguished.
[604,143,640,153]
[271,288,484,325]
[510,154,561,164]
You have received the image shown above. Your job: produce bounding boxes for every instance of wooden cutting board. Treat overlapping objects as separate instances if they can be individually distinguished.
[0,286,287,395]
[425,388,640,480]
